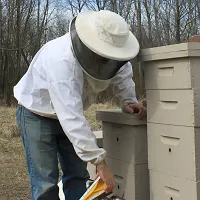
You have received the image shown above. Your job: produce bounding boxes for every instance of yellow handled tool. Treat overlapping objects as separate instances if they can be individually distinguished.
[80,176,107,200]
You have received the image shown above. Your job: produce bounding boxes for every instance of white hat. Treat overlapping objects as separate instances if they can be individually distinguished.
[75,10,140,61]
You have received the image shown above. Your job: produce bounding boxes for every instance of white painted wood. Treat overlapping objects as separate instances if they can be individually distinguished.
[149,170,200,200]
[148,123,200,181]
[140,43,200,55]
[58,181,65,200]
[93,130,103,139]
[143,57,200,90]
[139,42,200,61]
[96,110,147,126]
[143,58,191,90]
[87,131,103,180]
[106,157,150,200]
[140,43,200,200]
[146,89,200,127]
[87,162,96,180]
[93,130,103,147]
[102,122,147,164]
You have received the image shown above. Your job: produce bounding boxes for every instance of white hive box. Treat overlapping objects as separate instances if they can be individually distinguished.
[96,110,147,164]
[94,130,103,148]
[87,131,103,180]
[150,170,200,200]
[97,110,149,200]
[139,43,200,90]
[140,42,200,62]
[106,157,150,200]
[102,122,147,164]
[148,123,200,181]
[146,89,200,126]
[143,58,200,90]
[96,109,147,126]
[87,162,96,180]
[58,181,65,200]
[139,42,200,200]
[139,42,200,126]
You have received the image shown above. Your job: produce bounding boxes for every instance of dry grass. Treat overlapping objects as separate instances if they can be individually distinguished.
[0,137,30,200]
[0,103,118,199]
[0,106,20,138]
[0,105,30,199]
[0,103,118,139]
[84,103,118,131]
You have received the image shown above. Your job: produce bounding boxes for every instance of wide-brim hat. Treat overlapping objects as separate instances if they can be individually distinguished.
[75,10,140,61]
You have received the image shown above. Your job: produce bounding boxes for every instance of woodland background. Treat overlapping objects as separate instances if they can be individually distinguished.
[1,1,200,199]
[1,0,200,106]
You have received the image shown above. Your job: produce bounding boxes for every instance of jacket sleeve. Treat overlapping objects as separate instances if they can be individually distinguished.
[110,61,138,110]
[46,58,106,165]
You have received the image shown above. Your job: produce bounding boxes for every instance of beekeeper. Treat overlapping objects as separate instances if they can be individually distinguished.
[14,10,146,200]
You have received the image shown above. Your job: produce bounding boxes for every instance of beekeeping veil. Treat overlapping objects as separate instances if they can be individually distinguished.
[69,10,140,83]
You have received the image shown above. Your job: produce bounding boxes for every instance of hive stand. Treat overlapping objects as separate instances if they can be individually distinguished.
[96,110,149,200]
[139,42,200,200]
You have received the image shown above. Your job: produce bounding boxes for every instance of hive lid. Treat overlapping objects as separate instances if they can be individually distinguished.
[138,42,200,61]
[96,109,147,125]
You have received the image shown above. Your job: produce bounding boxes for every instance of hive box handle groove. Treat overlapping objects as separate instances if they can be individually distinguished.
[158,67,174,76]
[165,186,180,197]
[160,135,180,145]
[114,175,123,183]
[160,101,178,109]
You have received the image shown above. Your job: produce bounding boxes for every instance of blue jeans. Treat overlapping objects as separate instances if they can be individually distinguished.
[16,105,89,200]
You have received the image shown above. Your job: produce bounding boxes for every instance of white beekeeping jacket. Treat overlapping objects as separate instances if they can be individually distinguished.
[13,33,138,165]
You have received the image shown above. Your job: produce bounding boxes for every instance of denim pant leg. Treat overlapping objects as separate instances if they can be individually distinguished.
[16,105,60,200]
[56,126,90,200]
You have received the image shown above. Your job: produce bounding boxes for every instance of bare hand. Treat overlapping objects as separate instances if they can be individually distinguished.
[96,160,115,193]
[124,103,146,120]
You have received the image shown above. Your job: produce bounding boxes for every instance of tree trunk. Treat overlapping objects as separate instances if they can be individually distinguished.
[153,0,162,45]
[175,0,181,43]
[16,0,21,81]
[134,0,142,46]
[143,0,152,47]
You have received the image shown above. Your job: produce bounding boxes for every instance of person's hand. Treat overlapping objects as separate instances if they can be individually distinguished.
[96,160,115,193]
[123,103,146,120]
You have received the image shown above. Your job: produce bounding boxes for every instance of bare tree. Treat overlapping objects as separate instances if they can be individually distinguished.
[86,0,108,10]
[1,0,200,105]
[143,0,152,47]
[175,0,181,43]
[134,0,142,45]
[67,0,86,15]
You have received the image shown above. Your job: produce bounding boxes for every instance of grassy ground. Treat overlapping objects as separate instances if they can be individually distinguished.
[0,103,118,200]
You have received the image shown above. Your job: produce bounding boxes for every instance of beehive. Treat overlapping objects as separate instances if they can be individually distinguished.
[139,42,200,200]
[96,110,149,200]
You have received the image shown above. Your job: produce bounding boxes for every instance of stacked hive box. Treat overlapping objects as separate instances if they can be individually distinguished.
[96,110,149,200]
[140,42,200,200]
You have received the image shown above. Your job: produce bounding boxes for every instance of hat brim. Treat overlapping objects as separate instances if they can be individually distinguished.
[75,11,140,61]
